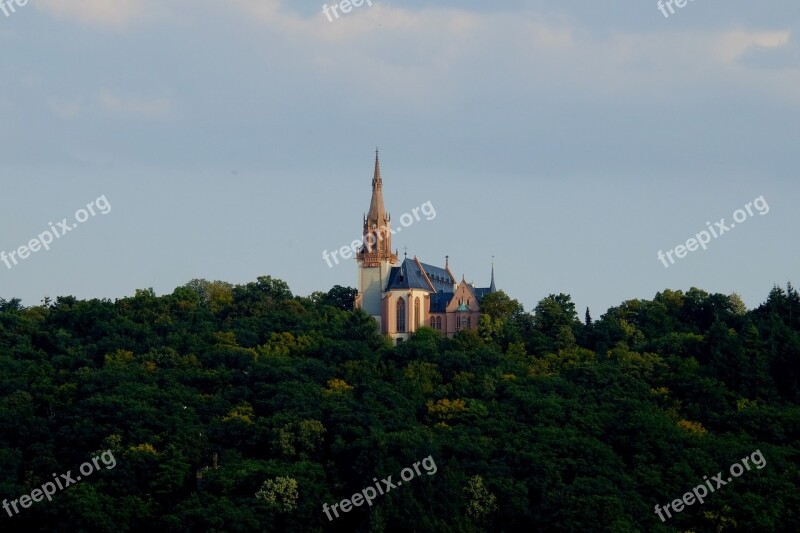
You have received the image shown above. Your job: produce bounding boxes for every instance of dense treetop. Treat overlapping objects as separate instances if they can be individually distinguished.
[1,278,798,531]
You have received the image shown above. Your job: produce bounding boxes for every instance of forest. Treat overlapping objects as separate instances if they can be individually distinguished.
[0,277,798,532]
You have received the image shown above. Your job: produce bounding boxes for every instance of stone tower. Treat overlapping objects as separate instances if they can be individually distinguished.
[355,149,398,328]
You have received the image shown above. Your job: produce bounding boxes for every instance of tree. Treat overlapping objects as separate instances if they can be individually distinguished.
[322,285,358,311]
[1,276,798,531]
[465,475,497,522]
[532,293,581,354]
[231,276,292,316]
[0,298,23,312]
[479,291,524,322]
[476,291,525,348]
[255,476,299,512]
[184,279,234,314]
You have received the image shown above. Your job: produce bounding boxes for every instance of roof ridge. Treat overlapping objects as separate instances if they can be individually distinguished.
[414,256,436,292]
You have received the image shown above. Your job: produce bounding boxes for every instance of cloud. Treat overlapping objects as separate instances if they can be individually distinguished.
[96,89,173,119]
[36,0,147,28]
[712,29,791,63]
[24,1,800,132]
[737,32,800,70]
[228,0,307,34]
[48,97,82,119]
[229,0,484,43]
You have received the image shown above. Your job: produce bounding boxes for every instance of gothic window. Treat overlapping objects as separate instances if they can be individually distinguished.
[397,298,406,333]
[430,317,436,328]
[436,316,441,330]
[415,297,421,330]
[467,317,471,329]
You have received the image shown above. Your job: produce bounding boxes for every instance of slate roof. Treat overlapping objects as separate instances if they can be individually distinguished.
[429,291,454,313]
[386,258,429,290]
[418,261,455,292]
[472,287,494,301]
[430,286,493,313]
[386,258,495,312]
[386,258,456,291]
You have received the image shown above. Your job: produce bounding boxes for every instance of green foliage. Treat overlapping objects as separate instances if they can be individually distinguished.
[530,293,583,354]
[255,476,299,512]
[315,285,358,311]
[464,474,497,522]
[0,278,798,531]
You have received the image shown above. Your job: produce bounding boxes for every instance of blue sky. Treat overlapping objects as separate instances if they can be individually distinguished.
[1,0,798,317]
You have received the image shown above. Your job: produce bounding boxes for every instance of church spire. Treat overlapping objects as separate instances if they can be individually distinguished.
[358,148,397,264]
[366,148,387,227]
[490,259,497,293]
[373,148,381,185]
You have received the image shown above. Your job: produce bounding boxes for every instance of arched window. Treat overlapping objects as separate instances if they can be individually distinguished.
[396,298,406,333]
[415,297,421,330]
[467,317,471,329]
[430,317,436,328]
[436,316,442,330]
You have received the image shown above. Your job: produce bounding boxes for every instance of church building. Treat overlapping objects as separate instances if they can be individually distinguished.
[354,150,496,343]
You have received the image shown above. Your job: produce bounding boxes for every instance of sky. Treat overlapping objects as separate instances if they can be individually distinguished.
[0,0,798,318]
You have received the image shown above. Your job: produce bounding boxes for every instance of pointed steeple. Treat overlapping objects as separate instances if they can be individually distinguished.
[366,148,387,227]
[373,148,381,185]
[489,260,497,293]
[357,148,397,265]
